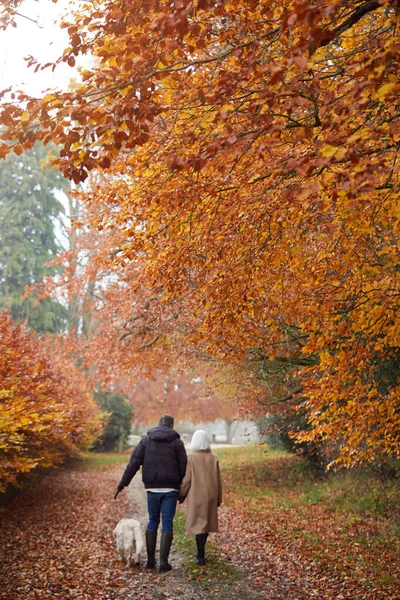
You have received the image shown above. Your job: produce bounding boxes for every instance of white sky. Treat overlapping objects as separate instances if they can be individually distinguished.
[0,0,77,95]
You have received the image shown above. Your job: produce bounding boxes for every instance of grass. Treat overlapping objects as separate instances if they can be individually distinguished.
[173,507,246,599]
[214,445,399,515]
[213,445,400,595]
[174,510,237,582]
[69,451,130,469]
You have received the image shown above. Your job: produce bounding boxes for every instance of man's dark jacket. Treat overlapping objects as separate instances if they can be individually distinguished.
[118,426,187,490]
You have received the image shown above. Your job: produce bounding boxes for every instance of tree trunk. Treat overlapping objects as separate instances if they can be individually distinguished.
[67,194,80,334]
[225,419,233,444]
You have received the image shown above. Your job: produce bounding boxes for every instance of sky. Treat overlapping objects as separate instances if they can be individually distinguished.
[0,0,76,94]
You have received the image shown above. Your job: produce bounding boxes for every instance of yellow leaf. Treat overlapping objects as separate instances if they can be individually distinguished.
[335,147,347,160]
[372,65,385,78]
[220,104,235,113]
[42,94,56,104]
[320,145,338,158]
[20,111,29,122]
[374,83,400,100]
[347,128,370,144]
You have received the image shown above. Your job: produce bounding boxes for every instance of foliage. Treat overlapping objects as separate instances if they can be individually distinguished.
[31,191,241,428]
[91,391,133,452]
[0,0,399,466]
[0,312,100,492]
[0,0,24,30]
[258,405,333,470]
[0,143,68,333]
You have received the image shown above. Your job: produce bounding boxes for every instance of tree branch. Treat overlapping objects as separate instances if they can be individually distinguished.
[257,387,305,406]
[320,0,383,47]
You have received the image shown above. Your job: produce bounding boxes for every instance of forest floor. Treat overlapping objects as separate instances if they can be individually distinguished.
[0,448,398,600]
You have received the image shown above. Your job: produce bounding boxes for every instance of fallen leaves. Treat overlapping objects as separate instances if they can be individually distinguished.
[214,446,400,600]
[0,464,150,599]
[1,449,398,599]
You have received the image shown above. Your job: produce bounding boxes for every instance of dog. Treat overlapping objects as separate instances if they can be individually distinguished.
[113,518,144,567]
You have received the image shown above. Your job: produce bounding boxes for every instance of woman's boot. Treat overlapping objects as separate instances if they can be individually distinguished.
[145,530,157,568]
[195,533,207,565]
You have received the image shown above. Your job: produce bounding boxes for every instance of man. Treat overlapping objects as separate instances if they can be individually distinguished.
[114,414,187,572]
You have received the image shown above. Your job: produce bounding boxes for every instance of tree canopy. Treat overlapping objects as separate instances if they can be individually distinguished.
[0,0,399,466]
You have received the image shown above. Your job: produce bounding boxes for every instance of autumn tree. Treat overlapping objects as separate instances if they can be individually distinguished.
[1,0,400,466]
[0,313,100,491]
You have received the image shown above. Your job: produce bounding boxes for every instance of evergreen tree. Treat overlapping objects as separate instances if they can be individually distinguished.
[0,144,68,333]
[92,392,134,452]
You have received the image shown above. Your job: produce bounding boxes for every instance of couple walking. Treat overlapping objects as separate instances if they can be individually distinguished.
[115,414,222,571]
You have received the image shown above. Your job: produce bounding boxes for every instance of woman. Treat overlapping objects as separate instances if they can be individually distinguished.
[179,430,222,565]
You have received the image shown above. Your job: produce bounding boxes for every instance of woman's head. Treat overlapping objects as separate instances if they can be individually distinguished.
[190,429,211,452]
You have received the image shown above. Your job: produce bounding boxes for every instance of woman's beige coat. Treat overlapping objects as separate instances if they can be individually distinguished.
[179,450,222,534]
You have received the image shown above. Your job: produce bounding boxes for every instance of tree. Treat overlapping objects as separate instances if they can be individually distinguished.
[200,366,242,443]
[0,143,68,333]
[0,312,101,492]
[121,365,241,429]
[1,0,399,466]
[91,391,133,452]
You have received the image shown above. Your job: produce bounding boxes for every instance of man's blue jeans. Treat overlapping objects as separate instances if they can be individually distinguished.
[146,491,178,534]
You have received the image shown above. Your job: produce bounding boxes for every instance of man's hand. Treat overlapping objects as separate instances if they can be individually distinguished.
[114,484,124,500]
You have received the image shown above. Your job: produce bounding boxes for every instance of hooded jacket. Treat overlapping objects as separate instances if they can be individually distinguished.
[118,426,187,490]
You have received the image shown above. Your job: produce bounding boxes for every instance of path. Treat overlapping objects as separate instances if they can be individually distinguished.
[0,460,262,600]
[125,472,260,600]
[0,458,371,600]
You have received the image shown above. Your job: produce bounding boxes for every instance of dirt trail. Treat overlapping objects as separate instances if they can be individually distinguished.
[1,458,369,600]
[0,461,262,600]
[124,471,260,600]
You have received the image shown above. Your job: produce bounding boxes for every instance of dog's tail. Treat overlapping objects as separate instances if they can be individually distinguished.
[135,525,145,556]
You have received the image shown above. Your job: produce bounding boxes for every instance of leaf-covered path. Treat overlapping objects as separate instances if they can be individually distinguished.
[0,459,262,600]
[0,457,390,600]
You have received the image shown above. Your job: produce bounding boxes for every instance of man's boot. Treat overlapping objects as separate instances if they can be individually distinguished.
[145,530,157,568]
[195,533,207,565]
[159,532,173,572]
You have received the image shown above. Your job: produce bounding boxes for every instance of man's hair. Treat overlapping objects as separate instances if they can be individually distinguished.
[158,414,174,429]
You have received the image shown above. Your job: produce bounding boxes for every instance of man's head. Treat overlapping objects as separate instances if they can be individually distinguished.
[158,414,174,429]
